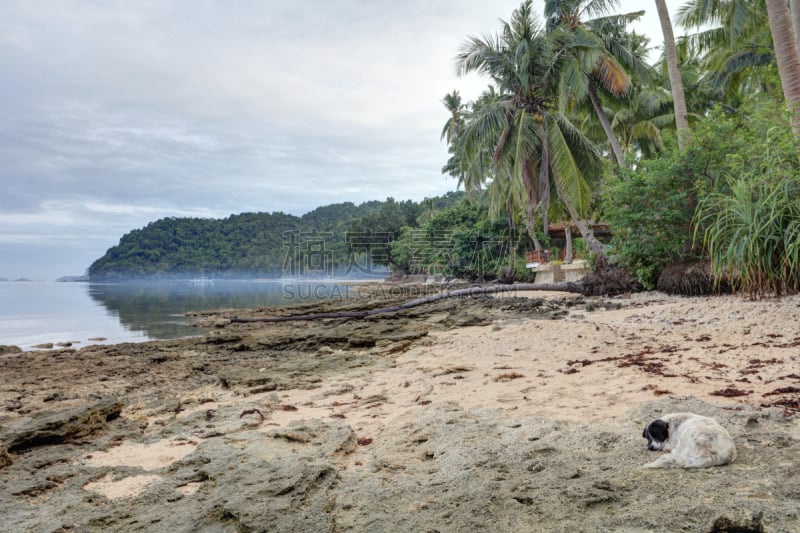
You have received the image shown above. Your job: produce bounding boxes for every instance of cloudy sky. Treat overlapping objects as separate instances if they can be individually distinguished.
[0,0,679,279]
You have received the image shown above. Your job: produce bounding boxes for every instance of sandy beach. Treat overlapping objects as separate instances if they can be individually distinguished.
[1,286,799,531]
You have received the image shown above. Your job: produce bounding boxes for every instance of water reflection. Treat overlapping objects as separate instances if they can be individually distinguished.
[86,280,336,340]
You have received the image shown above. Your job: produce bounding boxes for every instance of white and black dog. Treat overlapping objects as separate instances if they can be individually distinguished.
[642,412,736,468]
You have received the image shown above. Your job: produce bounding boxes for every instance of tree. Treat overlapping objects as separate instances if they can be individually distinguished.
[440,90,464,144]
[765,0,800,139]
[452,1,609,257]
[441,88,498,195]
[656,0,691,150]
[545,0,654,166]
[676,0,774,105]
[609,84,672,159]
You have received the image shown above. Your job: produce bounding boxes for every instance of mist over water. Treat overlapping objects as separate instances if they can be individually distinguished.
[0,279,345,350]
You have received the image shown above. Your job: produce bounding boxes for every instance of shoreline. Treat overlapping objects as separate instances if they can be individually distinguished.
[0,278,396,354]
[1,289,799,531]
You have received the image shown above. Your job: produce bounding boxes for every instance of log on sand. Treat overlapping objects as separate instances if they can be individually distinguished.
[229,282,584,323]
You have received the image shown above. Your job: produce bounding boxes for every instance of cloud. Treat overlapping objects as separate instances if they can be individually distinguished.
[0,0,669,278]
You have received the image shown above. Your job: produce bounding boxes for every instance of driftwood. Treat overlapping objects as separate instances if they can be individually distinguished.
[229,282,584,323]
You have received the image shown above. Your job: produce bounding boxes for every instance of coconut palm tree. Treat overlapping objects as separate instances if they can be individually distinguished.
[765,0,800,139]
[609,84,672,158]
[676,0,773,104]
[443,86,548,250]
[656,0,691,149]
[440,90,464,144]
[454,0,609,257]
[544,0,654,166]
[441,87,501,195]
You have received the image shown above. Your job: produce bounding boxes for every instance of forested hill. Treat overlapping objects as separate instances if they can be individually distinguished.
[87,193,463,280]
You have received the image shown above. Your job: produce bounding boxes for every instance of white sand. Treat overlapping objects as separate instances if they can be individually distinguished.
[83,473,162,500]
[81,439,198,470]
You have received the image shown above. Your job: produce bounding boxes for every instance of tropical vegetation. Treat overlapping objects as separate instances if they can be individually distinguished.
[439,0,800,296]
[88,197,445,280]
[89,192,537,282]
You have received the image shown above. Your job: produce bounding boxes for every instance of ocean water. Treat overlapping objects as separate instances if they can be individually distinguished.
[0,280,348,350]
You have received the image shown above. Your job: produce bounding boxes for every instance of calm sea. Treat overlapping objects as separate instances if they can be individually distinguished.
[0,280,350,351]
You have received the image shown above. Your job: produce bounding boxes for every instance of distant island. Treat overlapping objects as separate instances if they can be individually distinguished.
[56,275,90,282]
[88,193,480,281]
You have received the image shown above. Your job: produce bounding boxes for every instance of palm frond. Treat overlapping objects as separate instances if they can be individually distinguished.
[545,115,594,216]
[581,0,622,20]
[593,53,631,96]
[711,49,774,92]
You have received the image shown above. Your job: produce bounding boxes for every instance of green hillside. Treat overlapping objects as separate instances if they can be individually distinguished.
[88,194,465,280]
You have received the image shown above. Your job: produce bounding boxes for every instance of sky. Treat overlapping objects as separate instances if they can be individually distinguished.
[0,0,683,279]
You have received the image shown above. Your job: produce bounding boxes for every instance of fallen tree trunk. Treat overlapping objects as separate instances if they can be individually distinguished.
[229,282,584,323]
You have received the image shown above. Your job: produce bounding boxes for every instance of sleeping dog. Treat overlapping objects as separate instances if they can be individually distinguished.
[642,412,736,468]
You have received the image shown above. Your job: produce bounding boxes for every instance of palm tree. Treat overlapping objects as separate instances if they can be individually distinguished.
[676,0,773,105]
[544,0,654,166]
[609,84,672,158]
[441,87,501,195]
[444,87,547,250]
[765,0,800,139]
[655,0,691,149]
[454,0,609,257]
[440,90,464,144]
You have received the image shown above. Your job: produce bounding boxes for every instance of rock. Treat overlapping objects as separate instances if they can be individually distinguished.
[0,345,22,355]
[708,514,766,533]
[0,447,11,468]
[0,397,123,453]
[31,343,54,349]
[157,420,356,531]
[203,331,242,344]
[268,419,357,457]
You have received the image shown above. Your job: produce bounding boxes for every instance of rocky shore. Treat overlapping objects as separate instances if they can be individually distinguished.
[1,285,799,532]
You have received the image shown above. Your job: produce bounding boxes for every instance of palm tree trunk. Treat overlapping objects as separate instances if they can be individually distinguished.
[556,188,607,258]
[588,85,625,166]
[655,0,691,150]
[536,125,551,233]
[767,0,800,140]
[564,224,573,264]
[519,168,543,250]
[523,205,543,250]
[791,0,800,62]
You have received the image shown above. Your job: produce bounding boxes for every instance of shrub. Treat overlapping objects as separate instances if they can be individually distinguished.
[696,171,800,297]
[602,150,697,289]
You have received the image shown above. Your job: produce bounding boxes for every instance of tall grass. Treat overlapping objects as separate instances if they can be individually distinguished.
[695,171,800,297]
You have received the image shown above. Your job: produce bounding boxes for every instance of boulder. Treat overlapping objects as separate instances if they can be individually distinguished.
[0,345,22,355]
[0,397,123,454]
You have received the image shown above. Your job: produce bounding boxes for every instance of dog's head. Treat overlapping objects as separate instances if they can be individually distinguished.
[642,419,669,451]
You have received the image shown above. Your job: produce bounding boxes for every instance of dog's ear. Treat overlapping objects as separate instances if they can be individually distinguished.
[648,419,669,441]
